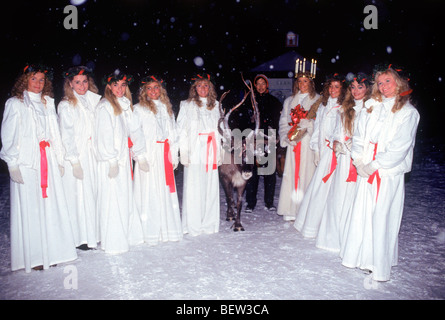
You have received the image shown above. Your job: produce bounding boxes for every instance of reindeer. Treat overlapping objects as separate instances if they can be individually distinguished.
[218,76,260,231]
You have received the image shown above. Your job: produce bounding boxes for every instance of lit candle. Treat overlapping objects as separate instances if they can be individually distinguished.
[303,58,306,73]
[314,60,317,77]
[311,59,314,76]
[295,59,299,74]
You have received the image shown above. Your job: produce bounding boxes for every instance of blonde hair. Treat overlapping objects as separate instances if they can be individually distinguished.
[11,72,54,104]
[137,80,174,117]
[293,76,317,99]
[187,79,218,110]
[104,84,133,115]
[62,76,99,106]
[371,68,411,113]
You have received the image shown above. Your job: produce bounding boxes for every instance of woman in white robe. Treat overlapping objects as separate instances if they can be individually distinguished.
[316,73,371,252]
[340,65,420,282]
[176,74,222,236]
[0,64,77,272]
[94,71,147,254]
[133,76,182,245]
[294,74,346,238]
[277,73,320,222]
[58,66,101,250]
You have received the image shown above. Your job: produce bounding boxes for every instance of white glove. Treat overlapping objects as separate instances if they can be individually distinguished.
[314,151,320,166]
[9,166,24,184]
[356,164,369,178]
[363,162,377,176]
[108,161,119,178]
[298,119,312,129]
[72,162,84,180]
[138,158,150,172]
[180,153,189,167]
[59,165,65,177]
[173,161,178,170]
[333,141,346,157]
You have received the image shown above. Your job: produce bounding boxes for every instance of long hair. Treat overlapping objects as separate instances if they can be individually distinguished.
[62,75,99,106]
[319,78,346,106]
[371,68,412,113]
[11,72,54,104]
[293,76,317,99]
[187,79,218,110]
[104,84,133,115]
[341,83,372,136]
[138,80,174,117]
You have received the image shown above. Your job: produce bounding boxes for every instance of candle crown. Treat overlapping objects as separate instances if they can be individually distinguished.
[295,57,317,79]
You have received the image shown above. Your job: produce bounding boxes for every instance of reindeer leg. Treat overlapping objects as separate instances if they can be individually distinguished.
[221,178,235,221]
[233,186,245,232]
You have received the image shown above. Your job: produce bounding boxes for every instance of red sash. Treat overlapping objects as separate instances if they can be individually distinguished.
[293,141,302,190]
[367,142,381,201]
[128,137,134,180]
[322,139,336,183]
[344,137,357,182]
[198,132,217,172]
[156,139,176,193]
[39,140,50,198]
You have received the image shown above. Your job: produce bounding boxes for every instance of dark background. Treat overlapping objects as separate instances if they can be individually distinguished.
[1,0,444,172]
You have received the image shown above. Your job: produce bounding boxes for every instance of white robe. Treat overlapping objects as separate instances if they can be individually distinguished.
[294,97,341,238]
[94,96,145,254]
[277,92,320,221]
[133,100,183,245]
[316,100,363,252]
[177,97,221,236]
[58,91,101,248]
[0,91,77,272]
[341,97,420,281]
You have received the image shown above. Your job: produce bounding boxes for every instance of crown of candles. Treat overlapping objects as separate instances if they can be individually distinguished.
[295,58,317,79]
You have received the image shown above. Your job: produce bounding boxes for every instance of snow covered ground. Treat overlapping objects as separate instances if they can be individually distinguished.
[0,136,444,301]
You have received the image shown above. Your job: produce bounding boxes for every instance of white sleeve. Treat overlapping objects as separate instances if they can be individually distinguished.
[0,99,21,167]
[278,97,291,146]
[58,101,80,164]
[309,107,322,152]
[46,99,66,166]
[351,108,368,161]
[176,100,190,164]
[127,109,147,160]
[94,103,118,163]
[373,108,420,170]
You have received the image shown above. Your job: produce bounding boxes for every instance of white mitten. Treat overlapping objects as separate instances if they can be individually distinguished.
[72,162,84,180]
[314,151,320,166]
[138,158,150,172]
[180,153,189,167]
[9,166,24,184]
[298,119,312,129]
[59,165,65,177]
[333,141,346,157]
[363,162,377,176]
[356,164,369,178]
[108,161,119,178]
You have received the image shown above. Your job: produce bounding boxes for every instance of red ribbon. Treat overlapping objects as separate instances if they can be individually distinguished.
[367,142,381,201]
[128,137,134,180]
[39,140,50,198]
[344,137,357,182]
[322,150,337,183]
[198,132,217,172]
[293,141,302,191]
[157,139,176,193]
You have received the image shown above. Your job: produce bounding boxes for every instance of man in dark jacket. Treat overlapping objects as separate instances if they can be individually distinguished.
[240,74,282,212]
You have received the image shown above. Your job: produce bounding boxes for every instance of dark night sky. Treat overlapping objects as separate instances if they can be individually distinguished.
[1,0,444,139]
